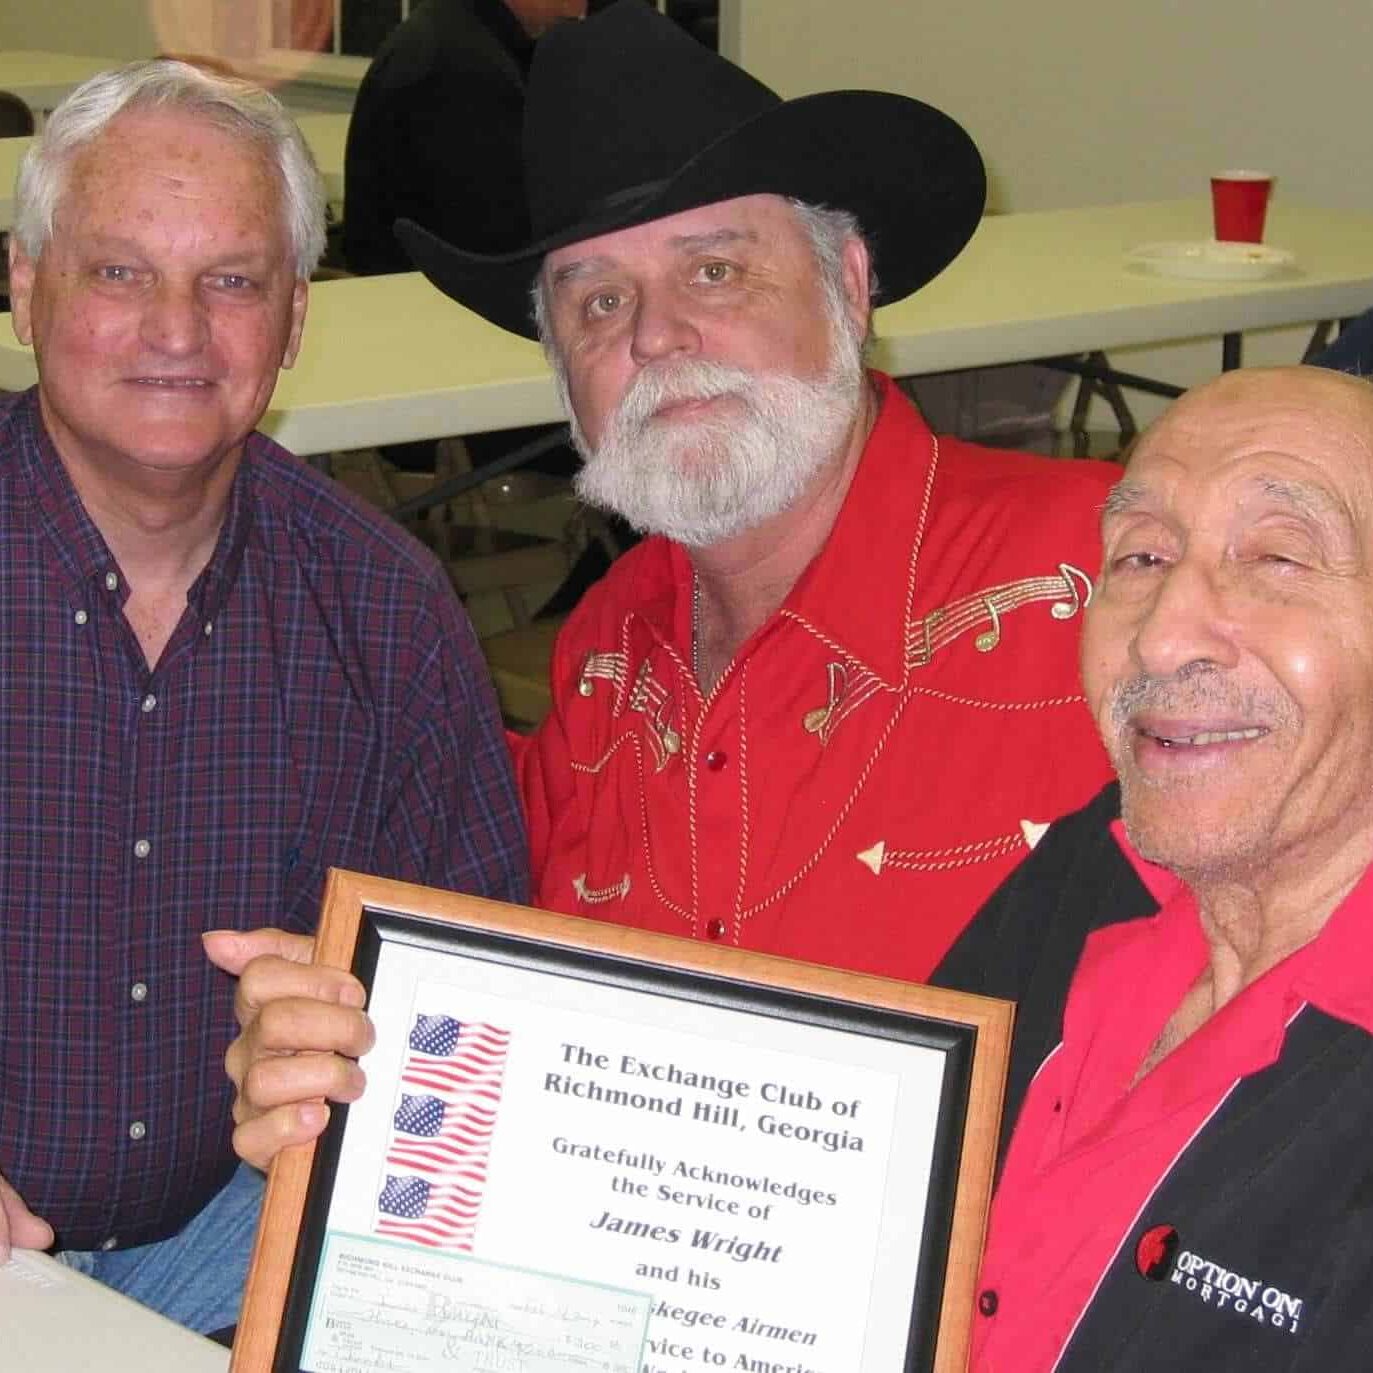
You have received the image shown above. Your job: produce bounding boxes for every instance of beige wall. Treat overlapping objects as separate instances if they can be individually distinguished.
[0,1,257,63]
[9,0,1368,206]
[0,2,159,62]
[725,0,1373,214]
[0,6,354,110]
[13,0,1368,209]
[723,0,1373,418]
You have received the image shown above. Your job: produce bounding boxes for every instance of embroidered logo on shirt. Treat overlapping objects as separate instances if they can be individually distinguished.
[788,564,1093,748]
[1167,1245,1305,1337]
[905,563,1093,670]
[802,661,856,742]
[572,872,632,905]
[576,650,624,698]
[1135,1224,1179,1280]
[625,659,683,770]
[855,832,1024,875]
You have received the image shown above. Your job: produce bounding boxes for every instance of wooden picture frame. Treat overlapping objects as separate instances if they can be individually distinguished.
[233,869,1012,1373]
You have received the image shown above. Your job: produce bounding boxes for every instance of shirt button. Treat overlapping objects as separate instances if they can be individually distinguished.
[100,1236,118,1252]
[203,621,213,637]
[705,918,727,941]
[704,750,728,771]
[978,1289,999,1317]
[73,609,89,626]
[130,981,148,1003]
[140,694,157,714]
[104,571,119,592]
[128,1121,147,1141]
[132,838,151,859]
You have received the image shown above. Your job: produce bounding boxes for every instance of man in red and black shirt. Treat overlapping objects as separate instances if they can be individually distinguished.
[937,364,1373,1370]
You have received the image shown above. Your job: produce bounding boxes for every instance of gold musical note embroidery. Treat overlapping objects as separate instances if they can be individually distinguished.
[574,650,624,698]
[1050,564,1093,621]
[802,663,849,735]
[974,598,1002,652]
[905,565,1093,668]
[622,660,687,772]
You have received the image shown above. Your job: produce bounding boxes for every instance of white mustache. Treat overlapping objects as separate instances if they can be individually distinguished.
[609,360,759,433]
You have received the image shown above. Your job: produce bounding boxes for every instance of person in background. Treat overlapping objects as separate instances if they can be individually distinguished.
[342,0,592,488]
[343,0,588,273]
[0,59,525,1334]
[1311,307,1373,377]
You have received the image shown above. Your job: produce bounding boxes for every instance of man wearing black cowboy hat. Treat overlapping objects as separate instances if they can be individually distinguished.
[218,3,1122,1177]
[414,0,1118,974]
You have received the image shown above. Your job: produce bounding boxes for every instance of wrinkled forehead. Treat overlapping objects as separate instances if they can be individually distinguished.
[58,107,285,235]
[1112,375,1373,531]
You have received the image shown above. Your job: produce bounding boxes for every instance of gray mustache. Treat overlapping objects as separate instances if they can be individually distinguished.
[1108,663,1289,728]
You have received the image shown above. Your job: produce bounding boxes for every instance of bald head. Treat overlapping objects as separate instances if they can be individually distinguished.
[1172,362,1373,416]
[1082,364,1373,890]
[1125,364,1373,492]
[1105,366,1373,556]
[1137,363,1373,453]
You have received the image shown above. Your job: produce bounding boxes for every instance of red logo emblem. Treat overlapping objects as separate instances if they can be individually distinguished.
[1135,1224,1179,1281]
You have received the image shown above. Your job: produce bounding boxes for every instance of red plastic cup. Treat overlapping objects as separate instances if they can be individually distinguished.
[1210,171,1274,243]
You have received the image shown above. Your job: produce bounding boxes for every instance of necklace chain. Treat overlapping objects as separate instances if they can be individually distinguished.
[691,573,702,682]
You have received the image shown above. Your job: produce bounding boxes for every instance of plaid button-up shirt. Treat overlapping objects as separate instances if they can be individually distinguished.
[0,389,527,1250]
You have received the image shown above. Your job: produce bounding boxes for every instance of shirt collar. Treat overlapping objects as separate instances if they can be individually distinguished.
[19,388,118,593]
[1110,818,1373,1036]
[193,444,255,625]
[1289,857,1373,1035]
[17,386,254,618]
[1109,818,1185,908]
[774,373,939,683]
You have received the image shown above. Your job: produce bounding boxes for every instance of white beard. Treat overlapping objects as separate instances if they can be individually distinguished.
[570,331,865,549]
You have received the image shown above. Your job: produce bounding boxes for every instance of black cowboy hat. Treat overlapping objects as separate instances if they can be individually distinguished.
[396,0,986,339]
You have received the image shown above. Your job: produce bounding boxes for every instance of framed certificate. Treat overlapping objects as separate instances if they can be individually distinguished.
[233,870,1012,1373]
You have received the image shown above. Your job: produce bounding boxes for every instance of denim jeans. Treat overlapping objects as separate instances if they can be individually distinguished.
[57,1161,264,1334]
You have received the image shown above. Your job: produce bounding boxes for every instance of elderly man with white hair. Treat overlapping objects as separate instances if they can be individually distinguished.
[0,61,525,1333]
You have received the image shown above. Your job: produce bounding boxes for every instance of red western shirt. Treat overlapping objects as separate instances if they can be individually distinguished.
[514,375,1116,980]
[972,824,1373,1371]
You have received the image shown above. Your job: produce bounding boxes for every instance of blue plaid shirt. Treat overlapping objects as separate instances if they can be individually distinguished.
[0,389,527,1250]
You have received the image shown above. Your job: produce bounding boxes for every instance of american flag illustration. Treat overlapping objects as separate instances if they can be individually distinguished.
[375,1014,511,1250]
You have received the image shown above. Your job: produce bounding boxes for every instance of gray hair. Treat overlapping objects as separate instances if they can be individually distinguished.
[13,59,326,277]
[530,197,875,362]
[786,199,876,349]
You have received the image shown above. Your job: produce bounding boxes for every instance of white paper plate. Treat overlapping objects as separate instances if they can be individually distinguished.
[1126,240,1296,281]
